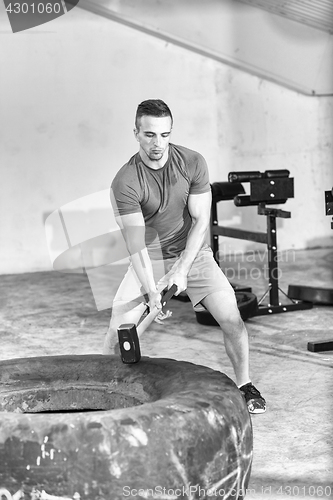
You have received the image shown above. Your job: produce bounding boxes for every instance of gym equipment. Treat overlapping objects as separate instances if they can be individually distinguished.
[118,284,178,364]
[211,170,313,315]
[307,340,333,352]
[325,188,333,229]
[288,284,333,305]
[305,188,333,353]
[0,355,253,499]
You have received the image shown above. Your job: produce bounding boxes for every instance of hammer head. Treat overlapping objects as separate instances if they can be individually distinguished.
[118,323,141,364]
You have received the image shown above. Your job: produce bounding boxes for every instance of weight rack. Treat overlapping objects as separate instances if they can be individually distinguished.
[211,170,313,316]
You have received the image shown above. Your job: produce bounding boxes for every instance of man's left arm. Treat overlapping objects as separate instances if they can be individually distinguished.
[168,190,212,292]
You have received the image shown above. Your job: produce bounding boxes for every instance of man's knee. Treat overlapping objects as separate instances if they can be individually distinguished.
[218,310,244,330]
[207,300,244,332]
[202,290,242,329]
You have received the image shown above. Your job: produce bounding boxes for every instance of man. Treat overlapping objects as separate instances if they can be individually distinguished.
[104,99,266,414]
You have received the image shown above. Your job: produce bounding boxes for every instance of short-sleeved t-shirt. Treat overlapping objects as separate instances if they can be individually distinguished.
[111,143,211,259]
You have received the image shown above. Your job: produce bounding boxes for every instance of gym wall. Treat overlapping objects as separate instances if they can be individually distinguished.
[1,2,332,274]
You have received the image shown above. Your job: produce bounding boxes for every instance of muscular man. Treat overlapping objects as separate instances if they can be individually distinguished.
[104,99,266,414]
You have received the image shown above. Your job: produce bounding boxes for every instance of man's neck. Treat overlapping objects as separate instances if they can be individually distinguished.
[139,147,169,170]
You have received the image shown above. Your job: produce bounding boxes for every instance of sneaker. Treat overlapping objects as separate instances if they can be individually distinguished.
[239,382,266,414]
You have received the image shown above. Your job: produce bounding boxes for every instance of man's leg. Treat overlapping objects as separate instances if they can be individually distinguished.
[201,290,250,386]
[186,245,266,413]
[186,245,250,383]
[103,263,147,355]
[103,259,169,355]
[201,290,266,414]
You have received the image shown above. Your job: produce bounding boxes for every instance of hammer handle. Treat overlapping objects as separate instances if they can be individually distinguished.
[136,284,178,337]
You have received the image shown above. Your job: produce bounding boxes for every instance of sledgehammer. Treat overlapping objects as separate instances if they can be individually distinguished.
[118,284,178,364]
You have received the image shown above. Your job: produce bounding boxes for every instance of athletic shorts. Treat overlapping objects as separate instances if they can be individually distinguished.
[113,243,234,311]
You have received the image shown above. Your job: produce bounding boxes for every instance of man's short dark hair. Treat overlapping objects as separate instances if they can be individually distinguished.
[135,99,173,129]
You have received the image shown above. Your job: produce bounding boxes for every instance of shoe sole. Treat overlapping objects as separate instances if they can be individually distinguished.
[248,407,266,414]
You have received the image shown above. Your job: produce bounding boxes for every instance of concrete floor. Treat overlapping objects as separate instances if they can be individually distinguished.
[0,247,332,499]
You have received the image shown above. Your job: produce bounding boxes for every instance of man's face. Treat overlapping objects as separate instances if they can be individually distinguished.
[134,115,172,162]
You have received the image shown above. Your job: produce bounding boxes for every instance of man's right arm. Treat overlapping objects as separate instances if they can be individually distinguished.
[115,212,162,310]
